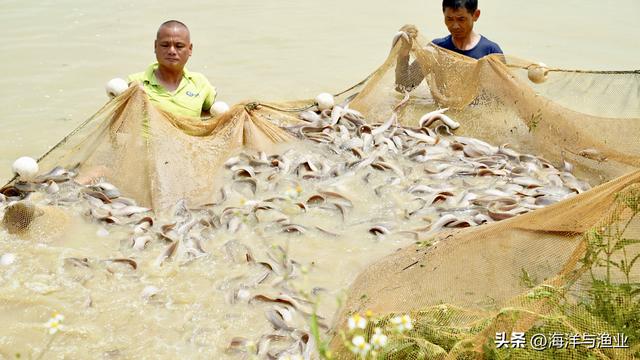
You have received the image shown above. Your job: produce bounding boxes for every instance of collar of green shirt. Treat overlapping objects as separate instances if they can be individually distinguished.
[143,63,193,93]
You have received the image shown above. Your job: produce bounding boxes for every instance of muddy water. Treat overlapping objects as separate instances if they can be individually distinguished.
[1,0,639,358]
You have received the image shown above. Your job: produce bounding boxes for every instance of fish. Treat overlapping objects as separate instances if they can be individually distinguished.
[83,189,111,204]
[232,166,256,179]
[90,182,121,199]
[315,226,340,237]
[110,205,151,217]
[104,258,138,271]
[371,161,404,177]
[421,112,460,130]
[227,337,252,353]
[391,30,410,48]
[418,108,449,127]
[154,240,179,267]
[265,308,294,331]
[281,224,307,234]
[318,191,353,207]
[369,225,391,236]
[132,235,152,250]
[429,214,459,232]
[512,176,543,188]
[403,128,437,145]
[371,113,397,136]
[299,110,322,123]
[330,106,344,125]
[578,148,607,162]
[455,136,498,157]
[44,180,60,194]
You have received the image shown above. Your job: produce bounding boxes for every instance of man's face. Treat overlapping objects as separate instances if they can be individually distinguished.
[154,25,192,70]
[443,7,480,41]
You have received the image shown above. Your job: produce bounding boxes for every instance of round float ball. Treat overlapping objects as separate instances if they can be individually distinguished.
[105,78,129,99]
[12,156,39,180]
[211,101,230,116]
[527,63,549,84]
[315,93,334,111]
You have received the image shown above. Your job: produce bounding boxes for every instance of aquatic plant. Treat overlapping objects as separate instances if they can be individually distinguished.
[577,186,640,351]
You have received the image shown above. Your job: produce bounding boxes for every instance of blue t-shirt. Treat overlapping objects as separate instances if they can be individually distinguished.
[432,35,503,59]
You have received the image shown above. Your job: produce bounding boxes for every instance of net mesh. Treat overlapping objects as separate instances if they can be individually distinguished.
[2,201,38,234]
[1,200,70,241]
[11,29,640,359]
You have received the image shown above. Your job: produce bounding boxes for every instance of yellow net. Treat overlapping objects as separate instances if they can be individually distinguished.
[4,29,639,359]
[33,87,305,212]
[2,202,38,235]
[1,200,70,242]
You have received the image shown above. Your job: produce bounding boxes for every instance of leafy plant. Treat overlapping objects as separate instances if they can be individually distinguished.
[527,110,543,133]
[578,187,640,347]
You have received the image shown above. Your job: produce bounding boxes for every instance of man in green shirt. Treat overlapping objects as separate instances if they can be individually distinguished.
[128,20,216,118]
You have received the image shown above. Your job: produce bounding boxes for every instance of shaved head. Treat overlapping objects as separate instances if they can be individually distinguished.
[154,20,192,71]
[156,20,190,41]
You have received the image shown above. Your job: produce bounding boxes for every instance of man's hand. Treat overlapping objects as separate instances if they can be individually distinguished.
[393,24,419,57]
[399,24,418,38]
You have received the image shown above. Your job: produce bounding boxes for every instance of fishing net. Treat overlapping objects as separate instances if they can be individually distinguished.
[3,28,639,359]
[31,86,303,212]
[2,202,39,235]
[1,200,70,240]
[326,34,640,359]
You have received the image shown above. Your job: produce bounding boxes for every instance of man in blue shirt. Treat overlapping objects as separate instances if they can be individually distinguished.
[395,0,503,91]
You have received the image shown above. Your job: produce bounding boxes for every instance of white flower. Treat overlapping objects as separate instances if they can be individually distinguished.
[390,314,413,332]
[351,335,371,357]
[370,327,388,349]
[44,313,65,335]
[348,313,367,331]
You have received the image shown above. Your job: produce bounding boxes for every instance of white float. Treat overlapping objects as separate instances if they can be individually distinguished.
[105,78,129,99]
[527,63,550,84]
[12,156,39,179]
[211,101,230,116]
[315,93,334,111]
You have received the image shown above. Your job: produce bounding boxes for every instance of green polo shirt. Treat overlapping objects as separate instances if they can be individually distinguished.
[127,63,216,118]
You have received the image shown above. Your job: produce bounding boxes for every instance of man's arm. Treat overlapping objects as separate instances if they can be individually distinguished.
[200,75,217,114]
